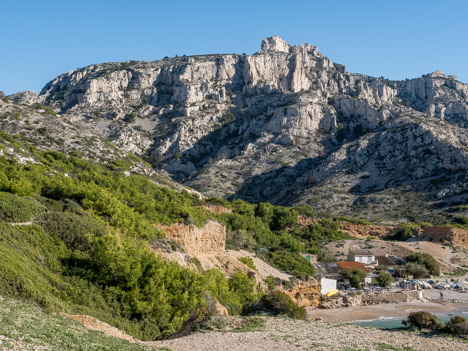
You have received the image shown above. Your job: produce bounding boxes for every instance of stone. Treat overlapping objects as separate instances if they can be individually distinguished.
[260,36,290,53]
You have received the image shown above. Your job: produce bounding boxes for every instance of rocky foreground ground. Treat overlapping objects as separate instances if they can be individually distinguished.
[150,316,467,351]
[1,296,467,351]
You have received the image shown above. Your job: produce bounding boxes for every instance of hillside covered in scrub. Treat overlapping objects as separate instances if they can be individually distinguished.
[0,129,346,340]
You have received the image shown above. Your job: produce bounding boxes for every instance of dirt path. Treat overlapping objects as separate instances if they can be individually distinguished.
[64,314,137,342]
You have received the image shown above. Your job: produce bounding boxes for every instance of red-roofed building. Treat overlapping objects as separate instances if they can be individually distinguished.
[336,261,371,273]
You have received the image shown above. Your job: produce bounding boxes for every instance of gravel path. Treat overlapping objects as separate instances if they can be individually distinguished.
[149,317,468,351]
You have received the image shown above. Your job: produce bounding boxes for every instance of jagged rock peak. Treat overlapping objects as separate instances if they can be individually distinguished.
[425,70,458,80]
[8,91,44,106]
[261,35,290,53]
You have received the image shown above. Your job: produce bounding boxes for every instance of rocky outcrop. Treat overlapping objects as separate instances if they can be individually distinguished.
[156,221,267,288]
[399,71,468,126]
[298,216,320,227]
[339,222,397,238]
[416,226,468,247]
[203,205,232,215]
[158,220,226,256]
[283,279,321,307]
[320,291,422,309]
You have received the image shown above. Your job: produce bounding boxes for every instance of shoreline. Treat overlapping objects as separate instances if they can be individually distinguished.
[306,301,468,323]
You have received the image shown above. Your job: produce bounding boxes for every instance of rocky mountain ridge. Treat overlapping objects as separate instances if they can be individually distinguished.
[3,35,468,223]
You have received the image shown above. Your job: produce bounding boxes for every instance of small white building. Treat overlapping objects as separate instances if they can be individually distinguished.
[348,248,375,265]
[320,277,337,295]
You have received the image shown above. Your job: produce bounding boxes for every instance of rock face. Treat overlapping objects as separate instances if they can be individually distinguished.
[157,221,265,287]
[158,220,226,256]
[284,279,321,307]
[339,222,397,238]
[417,226,468,247]
[4,36,468,222]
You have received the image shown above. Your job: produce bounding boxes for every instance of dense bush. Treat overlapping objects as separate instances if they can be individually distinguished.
[384,225,414,241]
[293,218,350,254]
[239,257,256,270]
[403,262,428,278]
[317,248,336,262]
[405,253,440,276]
[403,311,443,331]
[444,315,468,336]
[36,211,106,251]
[265,251,315,275]
[341,267,367,289]
[375,271,394,287]
[0,192,45,222]
[251,290,306,319]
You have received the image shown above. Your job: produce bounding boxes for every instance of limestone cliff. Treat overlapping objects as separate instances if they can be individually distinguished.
[4,36,468,223]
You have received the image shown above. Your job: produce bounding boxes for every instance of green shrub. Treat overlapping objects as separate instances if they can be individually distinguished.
[341,267,367,289]
[251,290,305,319]
[264,276,277,291]
[317,248,336,262]
[293,218,350,253]
[375,271,394,287]
[384,225,414,241]
[404,262,428,278]
[0,192,45,222]
[336,216,371,225]
[239,257,256,271]
[405,253,440,276]
[266,251,315,275]
[444,315,468,336]
[36,211,106,251]
[403,311,443,331]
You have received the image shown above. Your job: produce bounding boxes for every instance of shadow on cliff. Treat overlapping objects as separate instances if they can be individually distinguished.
[230,129,465,215]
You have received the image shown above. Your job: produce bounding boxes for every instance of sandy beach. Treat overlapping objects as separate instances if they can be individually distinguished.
[307,301,468,322]
[307,289,468,322]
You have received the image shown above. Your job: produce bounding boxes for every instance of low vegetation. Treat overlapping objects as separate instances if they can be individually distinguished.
[0,298,156,351]
[403,311,468,337]
[374,270,394,287]
[238,256,257,271]
[405,253,440,276]
[0,132,324,340]
[249,290,306,319]
[341,267,368,289]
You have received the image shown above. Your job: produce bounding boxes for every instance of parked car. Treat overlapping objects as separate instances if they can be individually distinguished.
[446,281,456,288]
[437,282,451,289]
[420,281,432,289]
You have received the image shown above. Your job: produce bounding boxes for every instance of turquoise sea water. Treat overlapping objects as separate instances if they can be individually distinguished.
[351,310,468,330]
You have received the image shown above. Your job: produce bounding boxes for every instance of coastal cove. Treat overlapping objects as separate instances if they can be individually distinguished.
[307,301,468,325]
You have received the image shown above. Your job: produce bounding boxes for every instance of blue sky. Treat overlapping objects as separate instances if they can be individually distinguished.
[1,0,467,94]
